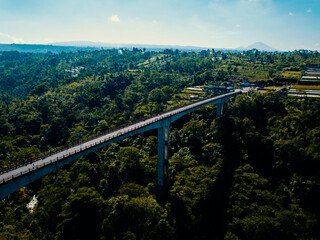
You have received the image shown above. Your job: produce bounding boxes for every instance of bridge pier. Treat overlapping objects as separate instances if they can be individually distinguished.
[157,125,169,202]
[0,92,239,201]
[216,102,224,118]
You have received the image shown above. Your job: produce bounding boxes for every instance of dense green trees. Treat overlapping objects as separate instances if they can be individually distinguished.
[225,164,317,240]
[0,48,320,239]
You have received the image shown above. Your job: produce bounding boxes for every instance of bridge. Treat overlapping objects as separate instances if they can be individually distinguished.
[0,90,241,200]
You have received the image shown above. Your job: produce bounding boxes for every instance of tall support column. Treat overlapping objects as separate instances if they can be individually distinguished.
[216,102,224,118]
[157,125,169,202]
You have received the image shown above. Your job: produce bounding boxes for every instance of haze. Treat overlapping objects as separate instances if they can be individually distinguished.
[0,0,319,51]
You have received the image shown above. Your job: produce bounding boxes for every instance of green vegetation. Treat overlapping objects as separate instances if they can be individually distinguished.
[0,48,320,239]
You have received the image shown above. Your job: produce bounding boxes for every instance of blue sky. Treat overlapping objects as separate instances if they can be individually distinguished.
[0,0,319,51]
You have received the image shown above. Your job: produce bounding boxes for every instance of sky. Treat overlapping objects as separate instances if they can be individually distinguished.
[0,0,319,51]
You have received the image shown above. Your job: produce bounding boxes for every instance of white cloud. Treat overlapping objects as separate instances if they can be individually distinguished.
[315,43,319,47]
[306,8,312,13]
[289,12,293,16]
[109,14,120,23]
[235,24,241,27]
[0,32,26,43]
[189,15,239,41]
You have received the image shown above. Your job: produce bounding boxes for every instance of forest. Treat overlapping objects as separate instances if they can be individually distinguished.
[0,48,320,239]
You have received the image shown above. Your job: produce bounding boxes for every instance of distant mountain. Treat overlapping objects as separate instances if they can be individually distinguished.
[52,41,237,52]
[236,42,277,52]
[52,41,212,52]
[0,43,99,53]
[0,41,278,54]
[0,42,231,53]
[53,41,118,48]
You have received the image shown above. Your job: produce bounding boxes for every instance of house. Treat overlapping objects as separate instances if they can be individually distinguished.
[239,82,256,87]
[208,85,234,93]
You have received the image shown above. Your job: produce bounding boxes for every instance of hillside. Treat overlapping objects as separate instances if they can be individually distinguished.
[0,49,319,239]
[0,43,99,53]
[52,41,211,52]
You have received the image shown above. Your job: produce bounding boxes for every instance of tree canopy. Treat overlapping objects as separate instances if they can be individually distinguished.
[0,48,320,239]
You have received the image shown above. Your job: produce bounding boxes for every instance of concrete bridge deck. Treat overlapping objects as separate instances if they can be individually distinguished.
[0,90,241,200]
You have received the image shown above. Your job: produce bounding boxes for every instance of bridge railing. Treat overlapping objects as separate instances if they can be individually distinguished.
[0,91,237,176]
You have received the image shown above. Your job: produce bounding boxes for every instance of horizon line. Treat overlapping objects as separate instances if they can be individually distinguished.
[0,41,318,52]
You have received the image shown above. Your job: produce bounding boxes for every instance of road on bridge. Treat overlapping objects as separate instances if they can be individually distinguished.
[0,90,242,185]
